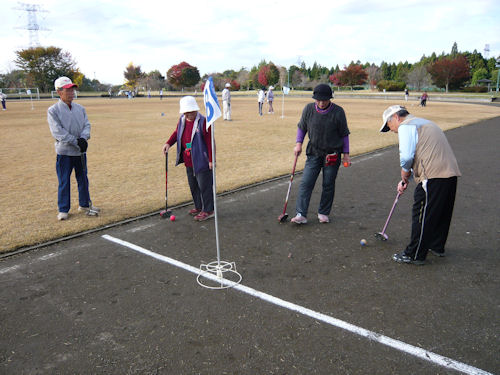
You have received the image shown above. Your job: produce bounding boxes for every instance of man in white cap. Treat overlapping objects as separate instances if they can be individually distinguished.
[162,96,215,221]
[221,82,231,121]
[380,105,461,265]
[47,77,99,220]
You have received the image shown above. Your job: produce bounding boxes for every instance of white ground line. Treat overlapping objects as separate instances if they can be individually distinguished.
[102,234,492,375]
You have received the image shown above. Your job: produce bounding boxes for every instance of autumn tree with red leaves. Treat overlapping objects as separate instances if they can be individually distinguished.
[329,64,367,90]
[258,65,269,87]
[427,55,470,92]
[257,63,280,88]
[167,61,200,89]
[341,64,368,89]
[229,79,240,90]
[329,73,341,86]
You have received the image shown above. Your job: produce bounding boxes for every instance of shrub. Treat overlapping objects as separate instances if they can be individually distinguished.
[460,86,488,93]
[376,80,406,91]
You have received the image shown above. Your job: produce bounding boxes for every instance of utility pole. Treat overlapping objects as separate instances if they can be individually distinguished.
[14,2,49,48]
[496,57,500,93]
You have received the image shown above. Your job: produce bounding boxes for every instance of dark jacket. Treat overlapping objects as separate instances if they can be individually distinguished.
[175,113,211,174]
[298,102,350,157]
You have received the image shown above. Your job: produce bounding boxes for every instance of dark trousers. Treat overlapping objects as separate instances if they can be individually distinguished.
[186,167,214,212]
[1,99,5,109]
[405,177,457,260]
[56,154,90,213]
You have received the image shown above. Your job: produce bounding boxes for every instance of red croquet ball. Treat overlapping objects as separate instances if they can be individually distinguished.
[170,215,176,221]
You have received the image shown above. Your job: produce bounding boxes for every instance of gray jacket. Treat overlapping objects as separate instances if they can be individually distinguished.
[47,99,91,156]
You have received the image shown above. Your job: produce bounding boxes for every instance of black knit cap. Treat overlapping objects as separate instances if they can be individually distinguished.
[312,84,333,100]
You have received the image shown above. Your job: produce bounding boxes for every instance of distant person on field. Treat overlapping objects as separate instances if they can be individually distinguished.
[0,92,6,110]
[47,77,100,221]
[160,88,163,100]
[291,84,351,224]
[266,86,274,114]
[380,105,461,265]
[420,91,428,107]
[257,88,265,116]
[221,83,232,121]
[108,87,112,99]
[162,96,215,221]
[404,88,409,102]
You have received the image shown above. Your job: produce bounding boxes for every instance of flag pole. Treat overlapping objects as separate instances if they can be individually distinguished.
[210,119,221,267]
[281,89,285,118]
[197,77,241,289]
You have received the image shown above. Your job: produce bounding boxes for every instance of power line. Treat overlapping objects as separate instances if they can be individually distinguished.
[13,2,50,48]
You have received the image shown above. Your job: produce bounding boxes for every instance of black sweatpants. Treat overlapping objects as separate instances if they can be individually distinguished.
[404,177,458,261]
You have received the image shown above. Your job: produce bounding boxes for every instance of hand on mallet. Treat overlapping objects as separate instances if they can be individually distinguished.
[398,170,411,194]
[294,143,302,157]
[162,143,170,155]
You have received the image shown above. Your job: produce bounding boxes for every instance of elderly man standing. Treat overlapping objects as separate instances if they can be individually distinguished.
[48,76,99,220]
[380,105,461,265]
[221,82,231,121]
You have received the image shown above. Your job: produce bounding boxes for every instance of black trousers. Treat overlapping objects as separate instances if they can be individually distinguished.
[405,177,457,260]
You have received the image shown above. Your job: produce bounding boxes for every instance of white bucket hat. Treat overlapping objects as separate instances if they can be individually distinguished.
[179,96,200,114]
[225,83,231,88]
[380,105,406,132]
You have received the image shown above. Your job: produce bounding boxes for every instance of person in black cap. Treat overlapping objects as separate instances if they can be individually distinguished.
[290,83,351,224]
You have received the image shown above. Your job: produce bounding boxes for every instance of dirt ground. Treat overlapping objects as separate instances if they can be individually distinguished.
[0,116,498,374]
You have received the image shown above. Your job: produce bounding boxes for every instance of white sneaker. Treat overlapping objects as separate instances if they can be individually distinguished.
[57,212,68,220]
[78,205,100,213]
[318,214,330,223]
[291,213,307,224]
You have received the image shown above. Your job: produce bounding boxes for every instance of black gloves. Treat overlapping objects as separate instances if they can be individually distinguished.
[77,138,88,153]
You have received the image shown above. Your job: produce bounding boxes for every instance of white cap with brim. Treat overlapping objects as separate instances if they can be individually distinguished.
[225,83,231,88]
[55,76,78,90]
[380,105,406,132]
[179,96,200,114]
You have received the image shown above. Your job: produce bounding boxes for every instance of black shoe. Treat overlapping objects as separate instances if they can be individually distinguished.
[429,249,445,257]
[392,252,425,265]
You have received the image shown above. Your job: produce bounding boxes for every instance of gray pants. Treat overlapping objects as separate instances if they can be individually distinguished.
[186,167,214,212]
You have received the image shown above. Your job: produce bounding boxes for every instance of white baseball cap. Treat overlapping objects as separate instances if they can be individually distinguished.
[380,105,406,132]
[225,83,231,88]
[54,76,78,90]
[179,96,200,114]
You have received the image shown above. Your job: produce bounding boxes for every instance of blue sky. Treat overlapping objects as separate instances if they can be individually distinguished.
[1,0,499,85]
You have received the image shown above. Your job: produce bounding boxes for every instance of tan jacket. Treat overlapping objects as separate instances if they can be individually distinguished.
[400,116,461,184]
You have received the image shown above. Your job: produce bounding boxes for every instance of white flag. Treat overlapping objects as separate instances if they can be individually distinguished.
[203,77,221,130]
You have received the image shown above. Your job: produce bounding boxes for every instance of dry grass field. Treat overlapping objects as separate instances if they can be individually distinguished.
[0,95,498,252]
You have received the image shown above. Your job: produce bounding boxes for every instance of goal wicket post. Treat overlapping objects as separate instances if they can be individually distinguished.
[0,88,40,100]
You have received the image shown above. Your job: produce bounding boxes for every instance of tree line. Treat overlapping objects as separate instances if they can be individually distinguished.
[1,42,498,93]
